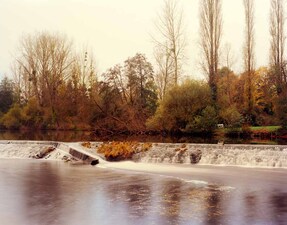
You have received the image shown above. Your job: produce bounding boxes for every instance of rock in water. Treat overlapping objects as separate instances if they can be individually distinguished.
[190,149,202,164]
[91,159,99,166]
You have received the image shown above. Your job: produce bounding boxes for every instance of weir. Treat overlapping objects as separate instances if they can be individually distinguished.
[0,141,100,164]
[134,143,287,168]
[50,142,100,164]
[1,141,287,168]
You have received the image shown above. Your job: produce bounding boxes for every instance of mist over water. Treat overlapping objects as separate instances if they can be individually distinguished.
[0,159,286,225]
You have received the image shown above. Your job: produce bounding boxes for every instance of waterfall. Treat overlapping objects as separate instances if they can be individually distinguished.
[133,143,287,168]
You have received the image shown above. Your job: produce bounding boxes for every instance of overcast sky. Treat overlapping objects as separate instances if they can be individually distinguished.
[0,0,272,80]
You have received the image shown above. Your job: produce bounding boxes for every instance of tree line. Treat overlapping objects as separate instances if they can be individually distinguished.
[1,0,287,134]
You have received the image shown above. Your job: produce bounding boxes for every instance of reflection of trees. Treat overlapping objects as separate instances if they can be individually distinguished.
[23,162,62,225]
[271,192,287,225]
[0,130,94,142]
[160,179,182,224]
[125,184,151,217]
[204,186,223,225]
[244,192,258,224]
[106,175,152,218]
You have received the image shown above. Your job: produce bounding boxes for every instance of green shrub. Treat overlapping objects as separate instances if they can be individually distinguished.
[21,99,44,128]
[147,80,212,132]
[187,106,218,132]
[219,105,242,128]
[1,104,23,129]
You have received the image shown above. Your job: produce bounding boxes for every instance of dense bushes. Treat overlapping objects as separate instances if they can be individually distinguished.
[219,105,242,128]
[147,80,217,133]
[0,100,50,130]
[0,104,22,129]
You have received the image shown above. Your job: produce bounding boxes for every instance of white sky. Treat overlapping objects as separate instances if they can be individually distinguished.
[0,0,272,80]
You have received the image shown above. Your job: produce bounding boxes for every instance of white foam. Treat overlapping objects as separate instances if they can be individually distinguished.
[96,165,108,169]
[136,143,287,168]
[184,179,208,185]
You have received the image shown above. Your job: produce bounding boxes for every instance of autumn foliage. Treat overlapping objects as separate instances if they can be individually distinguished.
[1,30,287,134]
[97,142,152,161]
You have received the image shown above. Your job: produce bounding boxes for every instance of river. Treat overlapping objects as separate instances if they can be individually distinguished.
[0,159,286,225]
[0,130,286,145]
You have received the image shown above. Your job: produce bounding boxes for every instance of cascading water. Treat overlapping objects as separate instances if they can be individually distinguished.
[1,141,287,168]
[133,143,287,168]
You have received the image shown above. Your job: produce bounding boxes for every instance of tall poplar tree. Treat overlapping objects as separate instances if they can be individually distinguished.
[243,0,255,123]
[199,0,223,104]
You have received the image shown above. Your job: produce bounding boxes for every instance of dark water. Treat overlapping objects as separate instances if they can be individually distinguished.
[0,159,286,225]
[0,130,286,145]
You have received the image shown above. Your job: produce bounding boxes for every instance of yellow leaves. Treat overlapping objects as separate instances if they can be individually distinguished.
[81,142,92,148]
[97,141,152,161]
[142,142,152,151]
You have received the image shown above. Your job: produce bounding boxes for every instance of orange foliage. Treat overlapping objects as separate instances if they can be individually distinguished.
[97,141,151,161]
[81,142,92,148]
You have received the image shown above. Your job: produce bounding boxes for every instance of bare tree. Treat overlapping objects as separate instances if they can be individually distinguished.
[243,0,255,121]
[153,44,173,100]
[71,50,97,91]
[11,62,31,103]
[199,0,223,103]
[103,64,128,104]
[270,0,287,127]
[15,32,74,126]
[223,42,235,69]
[153,0,186,90]
[270,0,286,94]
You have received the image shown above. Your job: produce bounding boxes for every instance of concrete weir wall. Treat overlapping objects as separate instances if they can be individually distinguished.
[0,141,99,164]
[55,142,100,164]
[135,143,287,168]
[0,141,287,168]
[68,147,99,164]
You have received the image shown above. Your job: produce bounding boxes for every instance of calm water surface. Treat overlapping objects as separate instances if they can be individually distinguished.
[0,130,286,144]
[0,159,286,225]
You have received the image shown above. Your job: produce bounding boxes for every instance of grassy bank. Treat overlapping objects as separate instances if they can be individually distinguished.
[250,126,280,132]
[216,126,281,138]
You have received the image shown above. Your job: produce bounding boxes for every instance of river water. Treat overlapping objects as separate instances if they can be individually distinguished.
[0,159,286,225]
[1,130,286,145]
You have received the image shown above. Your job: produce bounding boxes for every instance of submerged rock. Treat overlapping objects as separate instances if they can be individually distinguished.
[190,149,202,164]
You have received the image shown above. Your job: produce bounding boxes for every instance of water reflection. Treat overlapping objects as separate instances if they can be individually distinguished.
[0,130,93,142]
[160,180,182,224]
[244,192,258,224]
[23,163,62,225]
[106,175,152,219]
[204,186,223,225]
[125,183,151,217]
[271,192,287,225]
[0,160,287,225]
[1,129,286,144]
